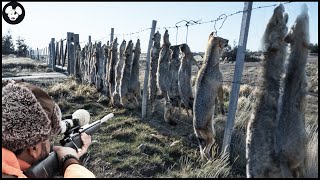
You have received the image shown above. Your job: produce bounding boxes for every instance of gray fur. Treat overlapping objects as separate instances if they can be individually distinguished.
[277,4,309,177]
[246,4,289,178]
[168,45,181,105]
[103,45,110,97]
[164,45,181,125]
[193,33,228,161]
[115,40,127,93]
[156,30,171,99]
[95,42,103,91]
[108,38,119,106]
[128,39,142,108]
[120,40,134,109]
[148,31,161,116]
[178,44,194,114]
[90,43,97,86]
[113,40,126,107]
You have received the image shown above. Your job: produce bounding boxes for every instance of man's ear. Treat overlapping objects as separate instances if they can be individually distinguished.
[27,142,42,160]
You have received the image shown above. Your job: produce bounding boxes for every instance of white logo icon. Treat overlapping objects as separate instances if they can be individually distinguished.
[5,5,22,21]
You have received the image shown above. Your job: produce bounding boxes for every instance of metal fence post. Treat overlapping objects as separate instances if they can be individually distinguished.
[222,2,253,155]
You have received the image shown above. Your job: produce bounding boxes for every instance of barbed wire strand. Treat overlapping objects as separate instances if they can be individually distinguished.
[185,19,201,44]
[214,14,228,35]
[158,2,291,31]
[102,1,290,46]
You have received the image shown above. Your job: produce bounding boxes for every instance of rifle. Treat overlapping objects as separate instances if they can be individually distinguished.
[24,113,114,178]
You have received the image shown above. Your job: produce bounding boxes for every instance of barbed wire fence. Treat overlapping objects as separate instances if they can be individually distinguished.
[44,1,288,50]
[33,1,291,65]
[35,1,293,107]
[36,1,298,159]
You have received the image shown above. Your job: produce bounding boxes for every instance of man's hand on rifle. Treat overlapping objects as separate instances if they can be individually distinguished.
[52,133,92,174]
[52,146,80,174]
[77,133,92,157]
[22,112,113,178]
[52,146,80,161]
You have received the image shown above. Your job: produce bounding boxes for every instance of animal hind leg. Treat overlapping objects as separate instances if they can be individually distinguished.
[195,121,216,161]
[194,130,209,161]
[205,117,216,159]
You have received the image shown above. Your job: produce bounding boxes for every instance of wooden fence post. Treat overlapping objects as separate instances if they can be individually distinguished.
[110,28,114,44]
[221,2,253,155]
[69,43,75,75]
[47,46,49,64]
[63,42,67,67]
[67,32,75,75]
[74,34,79,48]
[141,20,157,119]
[88,39,93,84]
[60,40,63,66]
[55,41,59,66]
[51,38,56,69]
[74,33,80,72]
[40,48,42,61]
[95,42,102,90]
[37,48,39,60]
[48,43,51,65]
[74,34,81,82]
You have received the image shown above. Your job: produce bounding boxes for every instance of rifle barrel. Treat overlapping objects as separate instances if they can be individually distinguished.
[100,113,114,123]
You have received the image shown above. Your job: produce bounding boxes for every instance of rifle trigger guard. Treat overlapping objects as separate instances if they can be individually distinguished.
[71,139,80,151]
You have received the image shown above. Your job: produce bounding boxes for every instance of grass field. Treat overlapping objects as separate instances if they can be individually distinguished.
[2,54,318,178]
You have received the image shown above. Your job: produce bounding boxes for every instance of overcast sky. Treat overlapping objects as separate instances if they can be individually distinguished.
[2,1,318,53]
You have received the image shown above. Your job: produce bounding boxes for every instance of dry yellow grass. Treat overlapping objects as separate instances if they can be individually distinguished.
[305,122,318,178]
[306,62,318,94]
[239,84,253,98]
[75,84,98,97]
[163,153,231,178]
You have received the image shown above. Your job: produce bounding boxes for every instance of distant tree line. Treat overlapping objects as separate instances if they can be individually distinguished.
[222,42,318,63]
[2,31,29,57]
[308,43,318,53]
[222,44,262,63]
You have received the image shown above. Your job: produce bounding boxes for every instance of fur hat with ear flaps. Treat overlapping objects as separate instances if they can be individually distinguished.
[2,80,62,152]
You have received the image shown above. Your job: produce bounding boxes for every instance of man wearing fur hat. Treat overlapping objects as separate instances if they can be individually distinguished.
[2,80,95,178]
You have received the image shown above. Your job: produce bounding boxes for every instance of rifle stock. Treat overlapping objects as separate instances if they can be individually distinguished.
[24,113,114,178]
[24,152,59,178]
